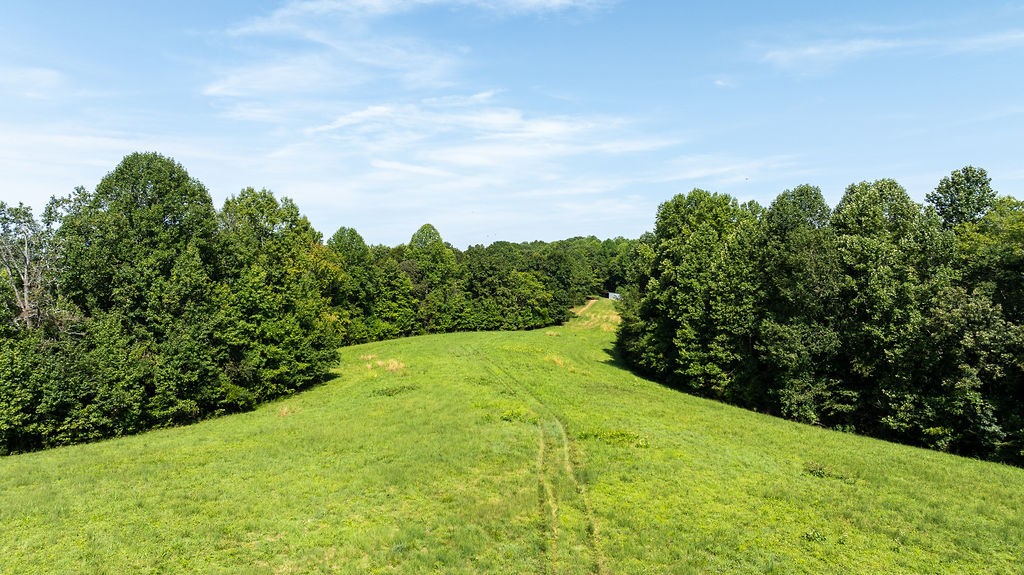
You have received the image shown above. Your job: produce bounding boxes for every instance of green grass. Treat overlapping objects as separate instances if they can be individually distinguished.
[2,299,1023,574]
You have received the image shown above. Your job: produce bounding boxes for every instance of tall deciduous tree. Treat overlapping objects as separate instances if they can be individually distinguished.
[55,152,217,318]
[0,201,60,329]
[829,179,950,435]
[403,224,466,333]
[215,188,343,408]
[327,226,373,344]
[365,245,417,340]
[926,166,996,229]
[752,185,843,422]
[618,189,758,398]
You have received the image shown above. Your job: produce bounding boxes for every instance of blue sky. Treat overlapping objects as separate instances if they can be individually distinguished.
[2,1,1023,247]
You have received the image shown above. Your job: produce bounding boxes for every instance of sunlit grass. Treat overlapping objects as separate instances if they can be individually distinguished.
[2,299,1022,573]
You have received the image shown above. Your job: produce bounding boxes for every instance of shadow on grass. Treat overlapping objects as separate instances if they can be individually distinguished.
[599,344,696,398]
[601,346,633,371]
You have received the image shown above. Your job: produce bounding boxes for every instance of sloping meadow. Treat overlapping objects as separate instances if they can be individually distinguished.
[2,300,1022,573]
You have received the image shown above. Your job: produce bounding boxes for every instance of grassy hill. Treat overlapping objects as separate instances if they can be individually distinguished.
[2,299,1022,574]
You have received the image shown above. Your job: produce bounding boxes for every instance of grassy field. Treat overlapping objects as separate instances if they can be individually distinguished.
[2,299,1023,574]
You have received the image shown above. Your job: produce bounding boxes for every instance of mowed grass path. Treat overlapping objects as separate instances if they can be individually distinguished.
[2,299,1023,574]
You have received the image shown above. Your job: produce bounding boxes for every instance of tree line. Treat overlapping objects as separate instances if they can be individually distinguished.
[0,152,629,454]
[616,167,1024,465]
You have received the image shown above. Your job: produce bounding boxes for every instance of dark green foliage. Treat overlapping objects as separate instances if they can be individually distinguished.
[214,188,343,409]
[1,152,616,454]
[363,247,418,340]
[56,152,217,317]
[751,185,842,422]
[617,168,1024,465]
[396,224,467,333]
[320,227,618,342]
[530,238,601,315]
[462,242,558,330]
[0,155,343,454]
[617,189,759,400]
[926,165,996,229]
[956,197,1024,322]
[327,226,373,344]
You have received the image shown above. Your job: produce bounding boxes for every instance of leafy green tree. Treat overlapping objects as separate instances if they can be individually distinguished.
[327,226,372,343]
[215,188,342,409]
[45,152,223,433]
[618,189,758,399]
[0,333,39,454]
[952,197,1024,461]
[908,282,1016,456]
[55,152,217,318]
[613,174,1024,464]
[752,185,843,422]
[956,197,1024,322]
[145,243,225,423]
[402,224,466,333]
[1,155,352,455]
[602,237,638,295]
[325,226,370,337]
[364,245,417,340]
[462,242,556,330]
[830,179,968,442]
[926,166,996,229]
[529,241,593,321]
[463,242,519,330]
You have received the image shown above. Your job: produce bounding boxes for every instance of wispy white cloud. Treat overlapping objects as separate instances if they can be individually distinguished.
[233,0,611,29]
[203,54,362,97]
[190,0,811,245]
[301,99,676,170]
[657,154,802,187]
[760,28,1024,71]
[198,87,696,244]
[0,66,65,100]
[761,38,912,70]
[422,90,501,107]
[223,0,612,73]
[0,124,255,212]
[948,29,1024,53]
[305,105,399,134]
[192,0,807,244]
[371,158,454,177]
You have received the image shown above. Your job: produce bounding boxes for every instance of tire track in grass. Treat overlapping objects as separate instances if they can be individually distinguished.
[484,355,605,575]
[548,410,607,575]
[536,416,560,573]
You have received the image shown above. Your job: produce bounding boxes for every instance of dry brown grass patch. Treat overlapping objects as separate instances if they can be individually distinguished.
[365,358,407,372]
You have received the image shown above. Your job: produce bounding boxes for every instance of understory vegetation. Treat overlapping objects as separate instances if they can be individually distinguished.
[0,152,630,454]
[617,166,1024,465]
[2,300,1021,574]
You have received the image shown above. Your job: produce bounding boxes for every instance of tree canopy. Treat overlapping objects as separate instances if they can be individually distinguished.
[617,168,1024,465]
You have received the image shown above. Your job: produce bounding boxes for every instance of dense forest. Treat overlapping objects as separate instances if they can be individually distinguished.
[0,152,630,455]
[616,167,1024,465]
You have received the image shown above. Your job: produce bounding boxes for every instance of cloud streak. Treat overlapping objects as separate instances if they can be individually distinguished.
[233,0,611,28]
[762,38,911,69]
[760,28,1024,71]
[0,66,66,100]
